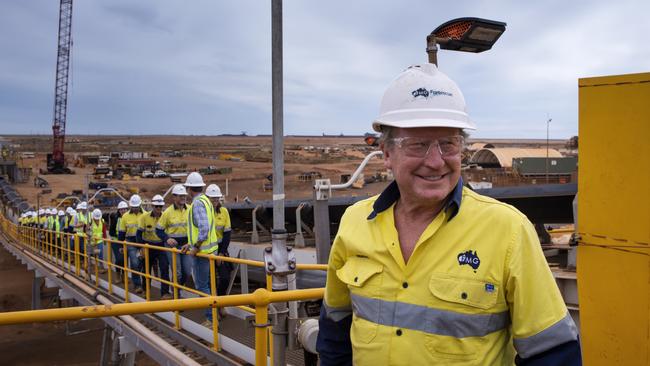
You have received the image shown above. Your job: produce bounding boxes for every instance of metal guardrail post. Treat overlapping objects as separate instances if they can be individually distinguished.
[172,254,180,329]
[313,179,332,264]
[294,203,307,248]
[144,247,151,301]
[107,239,113,294]
[74,235,80,276]
[123,242,129,302]
[209,257,220,351]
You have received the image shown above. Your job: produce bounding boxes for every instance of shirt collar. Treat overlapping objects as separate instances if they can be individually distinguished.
[367,176,463,221]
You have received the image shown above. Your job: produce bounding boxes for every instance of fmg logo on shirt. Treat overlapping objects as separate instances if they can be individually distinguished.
[457,250,480,272]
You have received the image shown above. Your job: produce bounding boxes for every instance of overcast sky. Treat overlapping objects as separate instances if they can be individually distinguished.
[1,1,648,138]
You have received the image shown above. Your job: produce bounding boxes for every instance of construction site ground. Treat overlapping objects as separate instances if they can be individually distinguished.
[5,134,570,206]
[7,135,394,205]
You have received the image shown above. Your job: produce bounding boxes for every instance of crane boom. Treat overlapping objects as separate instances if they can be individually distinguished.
[48,0,73,174]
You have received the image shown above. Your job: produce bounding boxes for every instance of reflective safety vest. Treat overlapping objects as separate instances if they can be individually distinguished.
[119,211,144,238]
[322,184,578,365]
[187,194,218,254]
[39,216,47,229]
[91,219,105,246]
[73,211,89,237]
[157,204,189,238]
[138,211,162,243]
[214,206,231,243]
[54,217,61,237]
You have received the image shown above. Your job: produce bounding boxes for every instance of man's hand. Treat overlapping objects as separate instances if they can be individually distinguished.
[181,244,199,256]
[166,238,178,247]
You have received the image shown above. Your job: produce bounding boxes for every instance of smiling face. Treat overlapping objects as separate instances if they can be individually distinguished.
[383,127,462,209]
[172,194,186,207]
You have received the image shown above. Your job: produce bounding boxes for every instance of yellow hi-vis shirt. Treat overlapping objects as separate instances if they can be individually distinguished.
[157,204,189,238]
[138,211,162,243]
[119,211,144,238]
[323,182,578,366]
[214,206,231,244]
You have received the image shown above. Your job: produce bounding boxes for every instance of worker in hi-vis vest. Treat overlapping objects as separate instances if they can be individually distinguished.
[181,172,219,327]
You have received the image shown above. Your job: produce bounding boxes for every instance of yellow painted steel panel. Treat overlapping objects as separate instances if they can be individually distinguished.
[577,246,649,366]
[578,72,650,366]
[578,73,650,244]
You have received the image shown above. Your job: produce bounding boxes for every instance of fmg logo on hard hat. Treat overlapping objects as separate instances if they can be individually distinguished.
[457,250,480,271]
[411,87,453,98]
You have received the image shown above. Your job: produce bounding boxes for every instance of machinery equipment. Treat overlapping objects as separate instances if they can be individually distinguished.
[46,0,74,174]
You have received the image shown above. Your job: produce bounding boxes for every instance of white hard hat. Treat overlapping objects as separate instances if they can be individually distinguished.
[129,194,142,207]
[32,212,38,217]
[151,194,165,206]
[206,184,223,198]
[117,201,128,210]
[171,184,187,196]
[184,172,206,187]
[92,208,102,220]
[58,210,65,216]
[77,201,88,210]
[66,207,74,215]
[372,64,475,132]
[70,209,77,216]
[38,208,45,215]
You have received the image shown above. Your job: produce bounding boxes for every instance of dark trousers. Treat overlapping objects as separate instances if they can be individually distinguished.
[217,257,233,296]
[146,242,170,296]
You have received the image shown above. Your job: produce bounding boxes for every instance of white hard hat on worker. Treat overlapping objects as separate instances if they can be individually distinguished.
[184,172,205,187]
[129,194,142,208]
[372,63,474,132]
[151,194,165,206]
[171,184,187,196]
[205,184,223,198]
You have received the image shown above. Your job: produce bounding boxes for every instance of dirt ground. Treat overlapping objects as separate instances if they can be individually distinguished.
[8,135,394,206]
[0,244,155,365]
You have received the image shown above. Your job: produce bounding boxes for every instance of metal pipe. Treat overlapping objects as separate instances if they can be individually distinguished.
[294,203,307,248]
[54,195,81,209]
[87,188,128,204]
[271,0,285,231]
[323,150,383,190]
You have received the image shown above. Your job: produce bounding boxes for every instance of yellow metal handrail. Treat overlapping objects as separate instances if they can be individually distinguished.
[0,215,327,365]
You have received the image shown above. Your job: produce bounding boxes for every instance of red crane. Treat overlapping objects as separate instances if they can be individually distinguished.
[47,0,73,174]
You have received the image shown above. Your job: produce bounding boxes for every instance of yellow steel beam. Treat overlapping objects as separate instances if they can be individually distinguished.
[0,288,324,326]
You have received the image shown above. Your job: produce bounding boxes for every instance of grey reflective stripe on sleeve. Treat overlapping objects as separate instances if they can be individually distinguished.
[513,313,579,358]
[224,227,231,232]
[168,223,185,228]
[323,300,352,322]
[351,294,509,338]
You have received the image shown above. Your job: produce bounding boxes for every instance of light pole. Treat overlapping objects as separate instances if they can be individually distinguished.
[546,118,552,183]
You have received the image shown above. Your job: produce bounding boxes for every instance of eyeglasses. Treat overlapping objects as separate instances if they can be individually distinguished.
[388,135,464,158]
